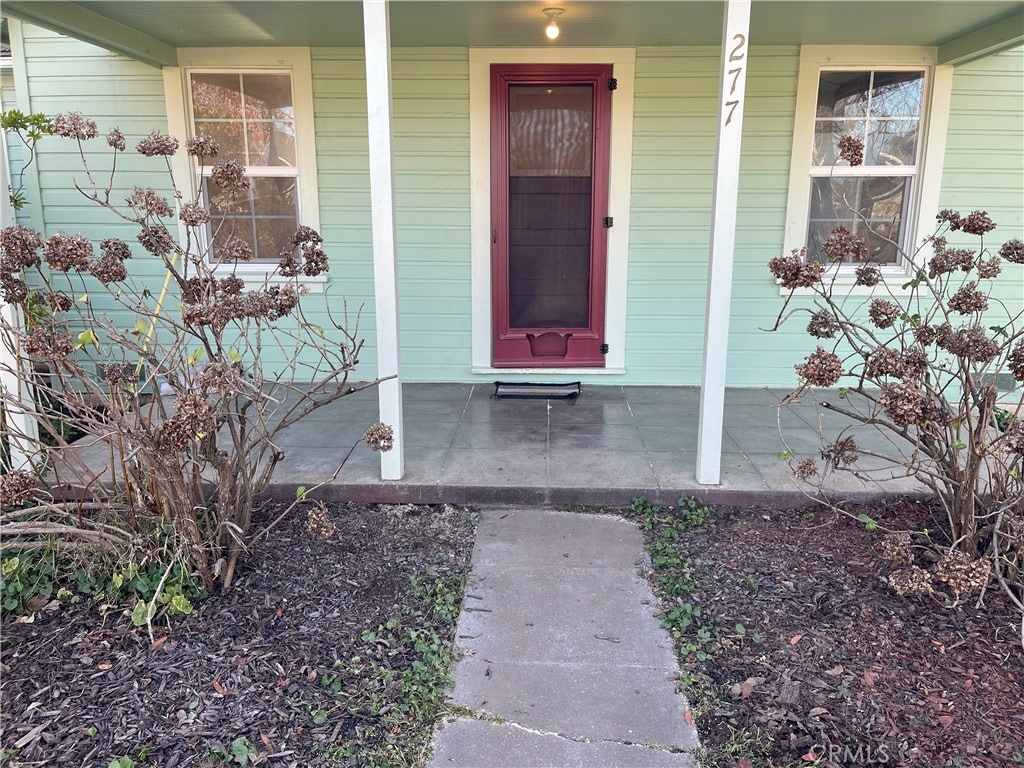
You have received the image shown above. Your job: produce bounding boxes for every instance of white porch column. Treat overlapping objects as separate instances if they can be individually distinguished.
[0,102,41,471]
[362,0,404,480]
[697,0,751,485]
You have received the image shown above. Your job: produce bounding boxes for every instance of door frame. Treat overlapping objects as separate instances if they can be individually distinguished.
[490,63,613,368]
[468,48,637,374]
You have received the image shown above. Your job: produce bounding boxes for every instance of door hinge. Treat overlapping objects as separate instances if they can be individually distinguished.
[492,227,497,244]
[607,78,617,91]
[602,216,613,228]
[600,343,609,354]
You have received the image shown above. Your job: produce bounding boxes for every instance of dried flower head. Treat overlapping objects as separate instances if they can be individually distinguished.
[934,549,990,597]
[279,227,329,277]
[23,328,74,360]
[42,291,73,313]
[268,284,302,319]
[100,238,132,263]
[0,470,39,507]
[913,324,937,346]
[43,232,93,272]
[363,422,395,452]
[865,346,904,379]
[1009,340,1024,382]
[868,299,902,329]
[854,262,881,287]
[960,211,996,236]
[102,362,137,388]
[1,225,44,270]
[768,250,824,290]
[1002,422,1024,456]
[806,309,840,339]
[936,323,1000,364]
[793,457,818,482]
[1,275,29,304]
[305,503,336,540]
[877,532,913,565]
[998,238,1024,264]
[822,435,859,469]
[138,224,175,256]
[126,187,173,218]
[136,131,179,157]
[879,382,926,426]
[947,281,988,314]
[888,565,933,596]
[158,393,214,452]
[179,202,211,227]
[795,346,843,387]
[975,257,1001,279]
[198,362,239,394]
[821,226,868,262]
[838,134,864,166]
[106,128,126,152]
[89,253,128,284]
[929,238,974,275]
[186,134,220,160]
[936,209,963,231]
[50,112,98,140]
[210,160,250,192]
[215,236,254,262]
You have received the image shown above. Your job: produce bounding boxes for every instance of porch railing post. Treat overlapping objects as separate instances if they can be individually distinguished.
[362,0,404,480]
[697,0,751,485]
[0,97,41,471]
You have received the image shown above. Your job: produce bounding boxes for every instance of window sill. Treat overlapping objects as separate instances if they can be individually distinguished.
[472,366,626,375]
[211,267,327,294]
[776,269,916,298]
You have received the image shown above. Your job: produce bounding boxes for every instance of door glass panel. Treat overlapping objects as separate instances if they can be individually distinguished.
[507,85,593,328]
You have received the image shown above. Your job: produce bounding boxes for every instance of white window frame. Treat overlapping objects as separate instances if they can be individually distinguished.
[782,46,954,292]
[164,48,323,288]
[468,47,636,374]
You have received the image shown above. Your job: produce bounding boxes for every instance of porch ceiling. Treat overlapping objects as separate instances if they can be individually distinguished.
[3,1,1022,54]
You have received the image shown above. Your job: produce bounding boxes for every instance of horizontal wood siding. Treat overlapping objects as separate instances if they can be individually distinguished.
[311,47,471,382]
[940,47,1023,322]
[627,46,803,385]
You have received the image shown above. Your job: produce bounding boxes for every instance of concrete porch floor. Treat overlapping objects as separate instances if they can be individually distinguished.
[266,383,924,507]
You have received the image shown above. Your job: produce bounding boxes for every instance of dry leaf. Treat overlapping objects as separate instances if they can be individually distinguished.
[683,708,693,725]
[97,663,113,671]
[938,714,954,726]
[863,670,876,687]
[808,707,828,717]
[150,636,168,651]
[212,680,227,695]
[790,634,803,645]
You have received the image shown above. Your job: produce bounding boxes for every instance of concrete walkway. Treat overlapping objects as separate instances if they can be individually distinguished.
[429,508,699,767]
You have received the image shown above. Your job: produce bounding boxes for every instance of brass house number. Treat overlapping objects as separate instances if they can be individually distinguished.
[724,33,747,126]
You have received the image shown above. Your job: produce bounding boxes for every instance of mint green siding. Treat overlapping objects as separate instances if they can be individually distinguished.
[9,21,1022,386]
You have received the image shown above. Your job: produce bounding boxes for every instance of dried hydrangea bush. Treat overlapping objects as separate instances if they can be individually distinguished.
[767,134,1023,614]
[1,112,385,591]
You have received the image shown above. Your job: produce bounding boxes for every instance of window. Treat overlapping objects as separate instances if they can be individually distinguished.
[783,47,954,283]
[808,70,924,264]
[188,71,298,262]
[166,48,320,279]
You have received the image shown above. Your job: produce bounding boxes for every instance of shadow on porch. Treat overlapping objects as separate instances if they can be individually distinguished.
[265,383,925,507]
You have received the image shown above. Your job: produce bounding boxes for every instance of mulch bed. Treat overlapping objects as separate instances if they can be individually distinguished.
[0,502,475,767]
[678,498,1024,767]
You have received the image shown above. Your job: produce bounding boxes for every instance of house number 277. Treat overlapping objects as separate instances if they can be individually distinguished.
[724,33,746,126]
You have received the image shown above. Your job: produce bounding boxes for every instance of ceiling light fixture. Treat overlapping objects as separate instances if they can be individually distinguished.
[543,8,564,40]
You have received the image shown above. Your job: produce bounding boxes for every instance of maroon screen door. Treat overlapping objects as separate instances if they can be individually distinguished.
[491,64,613,367]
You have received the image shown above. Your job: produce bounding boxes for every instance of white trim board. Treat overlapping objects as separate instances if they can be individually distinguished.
[468,47,636,374]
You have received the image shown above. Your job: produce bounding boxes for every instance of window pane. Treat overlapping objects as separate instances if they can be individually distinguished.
[255,217,298,261]
[191,73,243,120]
[812,119,865,165]
[869,72,923,118]
[807,176,908,264]
[206,178,252,216]
[817,72,872,118]
[865,118,919,165]
[194,120,245,164]
[241,74,293,121]
[246,121,296,167]
[252,177,298,216]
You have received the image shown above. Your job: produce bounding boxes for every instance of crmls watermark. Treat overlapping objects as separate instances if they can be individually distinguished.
[808,743,892,765]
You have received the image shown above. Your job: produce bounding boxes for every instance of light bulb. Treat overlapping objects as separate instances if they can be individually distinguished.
[543,8,563,40]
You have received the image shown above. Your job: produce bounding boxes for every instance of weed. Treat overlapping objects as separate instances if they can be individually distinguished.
[209,736,257,765]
